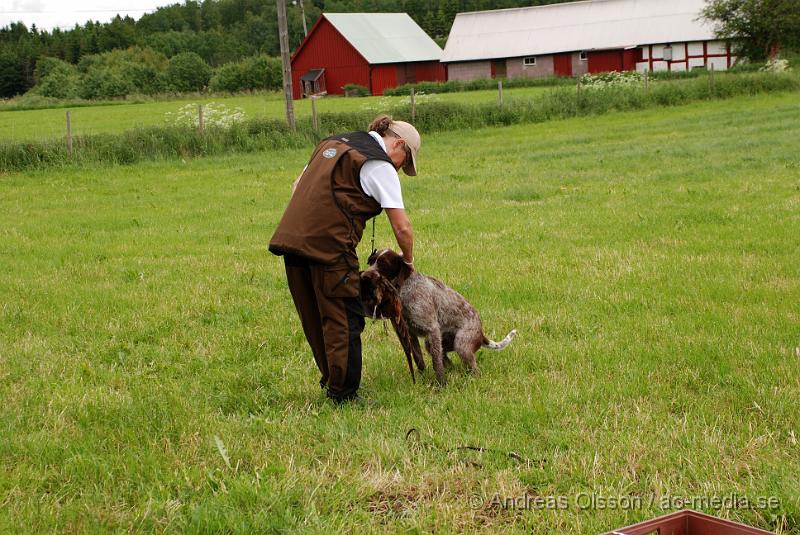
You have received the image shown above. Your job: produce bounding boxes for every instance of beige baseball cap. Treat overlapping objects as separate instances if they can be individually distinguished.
[388,120,421,176]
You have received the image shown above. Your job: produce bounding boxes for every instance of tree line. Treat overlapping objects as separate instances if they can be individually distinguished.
[1,0,797,99]
[0,0,563,99]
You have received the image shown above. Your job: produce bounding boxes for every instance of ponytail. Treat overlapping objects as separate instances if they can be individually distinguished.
[368,114,393,135]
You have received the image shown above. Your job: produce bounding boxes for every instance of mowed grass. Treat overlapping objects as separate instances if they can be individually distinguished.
[1,93,799,534]
[0,85,552,142]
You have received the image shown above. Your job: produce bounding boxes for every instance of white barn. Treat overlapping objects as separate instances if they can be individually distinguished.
[441,0,736,81]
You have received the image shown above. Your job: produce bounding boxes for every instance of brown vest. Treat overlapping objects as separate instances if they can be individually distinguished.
[269,132,395,267]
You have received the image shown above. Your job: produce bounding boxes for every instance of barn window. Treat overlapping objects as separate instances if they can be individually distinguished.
[579,51,588,61]
[523,56,537,66]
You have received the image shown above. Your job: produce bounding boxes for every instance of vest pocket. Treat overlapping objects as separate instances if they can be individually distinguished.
[322,267,360,298]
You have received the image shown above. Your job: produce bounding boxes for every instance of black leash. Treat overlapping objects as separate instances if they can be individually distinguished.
[370,216,376,257]
[367,217,387,334]
[404,428,546,469]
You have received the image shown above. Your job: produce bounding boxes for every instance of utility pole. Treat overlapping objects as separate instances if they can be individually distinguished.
[277,0,295,131]
[296,0,308,36]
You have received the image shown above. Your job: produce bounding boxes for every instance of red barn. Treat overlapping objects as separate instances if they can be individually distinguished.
[291,13,446,99]
[442,0,736,80]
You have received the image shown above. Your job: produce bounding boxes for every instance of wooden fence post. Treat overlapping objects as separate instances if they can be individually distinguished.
[311,95,318,132]
[644,70,649,92]
[277,0,296,132]
[410,88,416,121]
[498,80,503,105]
[709,63,715,94]
[198,104,204,133]
[66,111,73,157]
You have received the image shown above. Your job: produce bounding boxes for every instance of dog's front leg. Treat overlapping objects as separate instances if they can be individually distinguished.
[424,338,450,369]
[410,336,426,371]
[425,331,446,385]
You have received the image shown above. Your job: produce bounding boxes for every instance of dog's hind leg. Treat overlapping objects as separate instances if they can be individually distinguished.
[440,332,455,368]
[454,329,482,376]
[424,331,447,385]
[410,336,426,371]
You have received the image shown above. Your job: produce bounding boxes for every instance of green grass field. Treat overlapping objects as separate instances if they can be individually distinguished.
[0,85,553,142]
[1,92,799,534]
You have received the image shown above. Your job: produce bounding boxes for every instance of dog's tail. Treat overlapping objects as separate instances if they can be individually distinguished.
[482,329,517,350]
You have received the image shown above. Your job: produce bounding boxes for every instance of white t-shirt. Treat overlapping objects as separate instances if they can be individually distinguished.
[359,131,404,209]
[298,132,404,209]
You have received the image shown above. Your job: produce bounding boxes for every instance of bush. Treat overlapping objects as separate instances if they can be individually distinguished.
[209,63,244,92]
[78,47,168,73]
[343,83,370,97]
[210,56,282,93]
[78,67,135,99]
[34,47,171,99]
[239,56,281,91]
[74,47,169,95]
[165,52,211,92]
[31,57,80,99]
[119,62,168,94]
[36,70,80,99]
[33,57,76,84]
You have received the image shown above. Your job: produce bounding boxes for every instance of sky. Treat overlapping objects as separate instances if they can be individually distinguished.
[0,0,176,31]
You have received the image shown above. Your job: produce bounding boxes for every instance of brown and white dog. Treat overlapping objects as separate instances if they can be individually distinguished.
[361,249,516,385]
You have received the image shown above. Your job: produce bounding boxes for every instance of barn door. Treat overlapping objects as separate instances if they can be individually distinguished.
[405,64,416,84]
[491,60,507,79]
[396,64,416,86]
[554,53,573,77]
[588,50,625,73]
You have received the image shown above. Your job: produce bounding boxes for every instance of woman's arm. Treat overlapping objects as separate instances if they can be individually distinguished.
[384,208,414,264]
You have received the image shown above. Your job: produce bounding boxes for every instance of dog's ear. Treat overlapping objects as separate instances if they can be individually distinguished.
[376,249,413,286]
[385,250,413,287]
[395,260,412,288]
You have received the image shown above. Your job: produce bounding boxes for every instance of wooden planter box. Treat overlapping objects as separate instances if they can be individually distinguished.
[603,510,776,535]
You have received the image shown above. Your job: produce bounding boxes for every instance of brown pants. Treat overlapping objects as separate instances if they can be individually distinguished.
[283,254,365,401]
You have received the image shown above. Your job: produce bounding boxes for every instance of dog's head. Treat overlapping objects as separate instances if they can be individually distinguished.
[366,248,413,288]
[360,269,402,320]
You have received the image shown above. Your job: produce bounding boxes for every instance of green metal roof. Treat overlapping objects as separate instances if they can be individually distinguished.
[324,13,442,64]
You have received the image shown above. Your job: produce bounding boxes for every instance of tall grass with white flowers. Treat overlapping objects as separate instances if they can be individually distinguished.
[1,71,798,173]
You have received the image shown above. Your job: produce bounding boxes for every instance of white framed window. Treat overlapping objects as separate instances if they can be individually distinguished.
[523,56,536,66]
[579,51,588,61]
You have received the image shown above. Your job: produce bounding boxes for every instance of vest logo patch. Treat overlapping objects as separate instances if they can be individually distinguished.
[323,148,337,159]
